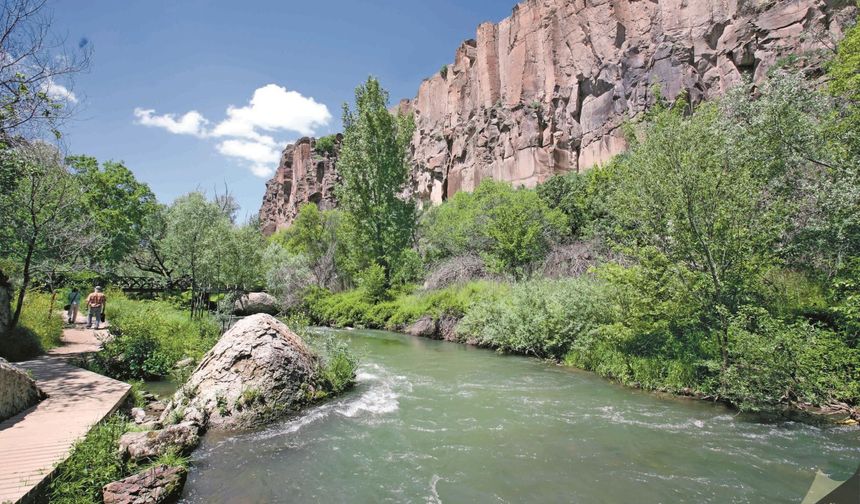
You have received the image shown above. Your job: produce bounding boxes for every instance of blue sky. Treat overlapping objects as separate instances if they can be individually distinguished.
[50,0,513,220]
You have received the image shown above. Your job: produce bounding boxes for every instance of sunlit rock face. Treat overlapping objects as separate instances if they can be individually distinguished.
[259,0,855,226]
[259,136,340,235]
[402,0,856,204]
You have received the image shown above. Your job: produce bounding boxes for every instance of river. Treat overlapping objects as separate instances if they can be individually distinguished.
[179,328,860,503]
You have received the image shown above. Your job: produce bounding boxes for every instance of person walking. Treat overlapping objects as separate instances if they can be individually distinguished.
[85,286,107,329]
[66,287,81,324]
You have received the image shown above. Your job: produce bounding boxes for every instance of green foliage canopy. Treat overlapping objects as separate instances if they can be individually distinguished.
[336,77,416,282]
[68,156,158,266]
[421,180,567,278]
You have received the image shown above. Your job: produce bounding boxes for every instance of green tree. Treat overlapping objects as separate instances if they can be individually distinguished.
[128,204,175,280]
[0,0,90,337]
[215,222,266,290]
[278,203,344,288]
[67,156,157,266]
[162,192,230,314]
[0,0,90,140]
[611,99,794,371]
[537,165,620,239]
[336,77,416,283]
[420,180,567,278]
[0,144,94,332]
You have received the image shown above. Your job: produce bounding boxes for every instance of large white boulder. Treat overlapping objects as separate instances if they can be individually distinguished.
[160,314,319,429]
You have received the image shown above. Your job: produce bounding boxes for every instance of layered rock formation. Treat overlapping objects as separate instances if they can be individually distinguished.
[259,136,340,235]
[260,0,855,224]
[404,0,855,204]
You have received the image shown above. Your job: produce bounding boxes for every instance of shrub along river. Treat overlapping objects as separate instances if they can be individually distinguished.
[178,328,859,503]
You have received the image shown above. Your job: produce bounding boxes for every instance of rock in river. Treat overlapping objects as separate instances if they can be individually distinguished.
[102,465,187,504]
[118,423,200,462]
[160,314,320,430]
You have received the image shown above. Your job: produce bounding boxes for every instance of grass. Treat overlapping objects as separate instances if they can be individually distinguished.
[47,414,192,503]
[305,280,507,331]
[129,380,147,408]
[107,291,220,366]
[79,290,220,381]
[47,413,130,504]
[1,291,63,361]
[143,447,190,470]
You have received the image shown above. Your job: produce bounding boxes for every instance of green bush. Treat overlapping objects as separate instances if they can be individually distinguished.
[315,135,337,156]
[306,281,505,331]
[760,268,828,320]
[82,292,220,380]
[722,307,860,411]
[537,163,621,239]
[315,336,359,395]
[458,278,610,359]
[305,288,374,328]
[420,180,567,278]
[356,264,387,303]
[48,413,130,504]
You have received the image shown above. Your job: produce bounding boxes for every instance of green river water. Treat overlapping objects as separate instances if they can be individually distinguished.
[178,328,859,503]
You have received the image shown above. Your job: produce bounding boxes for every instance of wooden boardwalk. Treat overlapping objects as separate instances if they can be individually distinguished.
[0,314,129,504]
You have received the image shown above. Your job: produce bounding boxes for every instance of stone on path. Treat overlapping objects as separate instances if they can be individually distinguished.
[102,465,187,504]
[160,314,319,430]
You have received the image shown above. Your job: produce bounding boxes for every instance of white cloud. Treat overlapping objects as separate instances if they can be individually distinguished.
[132,84,330,177]
[211,84,331,139]
[133,108,208,137]
[216,138,279,178]
[42,79,78,104]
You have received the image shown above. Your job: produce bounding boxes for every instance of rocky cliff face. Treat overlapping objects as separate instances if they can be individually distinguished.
[403,0,856,204]
[259,136,340,235]
[260,0,855,228]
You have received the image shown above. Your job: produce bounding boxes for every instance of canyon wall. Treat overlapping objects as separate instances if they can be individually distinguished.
[260,0,855,231]
[258,136,340,235]
[404,0,855,204]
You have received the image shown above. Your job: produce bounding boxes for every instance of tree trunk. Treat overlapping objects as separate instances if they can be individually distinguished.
[0,268,12,338]
[11,237,36,329]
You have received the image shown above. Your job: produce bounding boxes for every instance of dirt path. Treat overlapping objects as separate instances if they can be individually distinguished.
[48,309,111,359]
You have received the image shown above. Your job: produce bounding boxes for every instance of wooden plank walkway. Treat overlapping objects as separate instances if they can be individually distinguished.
[0,313,130,504]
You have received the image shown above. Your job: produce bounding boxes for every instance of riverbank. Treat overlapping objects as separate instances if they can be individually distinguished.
[303,279,860,426]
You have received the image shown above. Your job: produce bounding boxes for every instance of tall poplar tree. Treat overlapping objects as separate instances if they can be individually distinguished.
[336,77,416,283]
